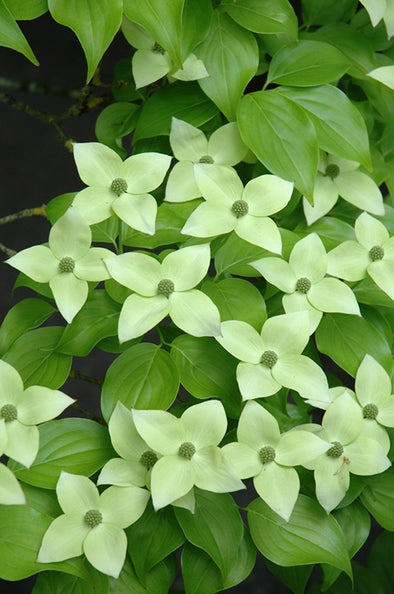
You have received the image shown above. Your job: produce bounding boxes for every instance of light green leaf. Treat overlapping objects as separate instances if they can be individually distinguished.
[237,91,318,199]
[196,11,259,121]
[360,467,394,530]
[222,0,297,38]
[248,494,352,577]
[367,65,394,90]
[5,0,47,20]
[0,0,38,64]
[2,327,72,389]
[275,85,371,170]
[48,0,123,82]
[8,419,114,489]
[0,298,55,357]
[101,343,179,421]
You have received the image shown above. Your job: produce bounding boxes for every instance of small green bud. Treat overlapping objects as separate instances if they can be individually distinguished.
[325,164,340,180]
[295,277,311,293]
[260,350,278,368]
[1,403,17,422]
[259,445,276,464]
[84,509,102,528]
[231,200,249,218]
[363,403,379,420]
[327,441,344,458]
[178,442,196,460]
[111,178,128,196]
[157,278,175,298]
[368,245,384,262]
[153,42,165,54]
[58,256,75,273]
[199,155,214,164]
[140,450,158,470]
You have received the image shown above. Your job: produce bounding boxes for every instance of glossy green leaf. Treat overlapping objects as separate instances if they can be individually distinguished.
[48,0,123,82]
[353,276,394,308]
[9,419,114,489]
[196,11,258,121]
[170,335,241,418]
[108,556,175,594]
[238,91,318,199]
[267,41,350,87]
[101,343,180,421]
[222,526,256,589]
[263,560,313,594]
[297,216,355,251]
[360,467,394,531]
[126,502,185,581]
[222,0,297,38]
[315,313,393,377]
[201,277,266,331]
[181,542,222,594]
[181,0,213,59]
[45,193,76,224]
[95,102,140,158]
[0,0,38,64]
[2,326,72,389]
[0,298,55,356]
[275,85,371,170]
[248,494,352,577]
[32,567,109,594]
[123,0,184,66]
[22,483,62,518]
[5,0,48,20]
[56,290,121,357]
[134,81,218,142]
[302,0,357,26]
[175,489,244,579]
[214,233,266,277]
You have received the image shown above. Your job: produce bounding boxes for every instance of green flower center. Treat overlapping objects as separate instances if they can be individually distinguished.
[368,245,384,262]
[327,441,344,458]
[84,509,102,528]
[231,200,249,218]
[260,350,278,368]
[178,442,196,460]
[325,164,340,180]
[111,177,128,196]
[259,445,276,464]
[199,155,214,164]
[58,256,75,273]
[140,450,158,470]
[363,403,379,420]
[157,278,175,297]
[153,42,165,54]
[1,403,17,422]
[295,277,311,293]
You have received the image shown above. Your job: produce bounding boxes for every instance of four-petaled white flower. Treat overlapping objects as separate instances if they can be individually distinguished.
[0,359,74,467]
[303,152,384,225]
[37,471,150,578]
[6,207,114,323]
[0,418,26,506]
[165,118,248,203]
[216,312,330,406]
[105,243,221,342]
[360,0,394,39]
[327,212,394,301]
[72,142,171,235]
[223,401,331,521]
[252,233,360,332]
[182,166,293,254]
[132,400,245,510]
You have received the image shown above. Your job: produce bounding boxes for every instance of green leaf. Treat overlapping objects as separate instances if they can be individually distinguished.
[101,343,180,421]
[302,0,357,26]
[0,506,92,581]
[297,216,355,251]
[174,489,244,579]
[56,290,121,357]
[266,41,350,87]
[367,531,394,592]
[5,0,48,20]
[360,467,394,531]
[95,102,140,158]
[222,0,297,38]
[126,501,185,581]
[222,526,256,589]
[0,298,55,356]
[0,0,38,64]
[181,0,213,59]
[196,11,258,121]
[8,418,114,489]
[22,483,62,518]
[248,494,352,577]
[108,556,175,594]
[2,326,72,389]
[32,567,109,594]
[214,233,266,277]
[123,0,184,67]
[133,81,218,142]
[47,0,123,82]
[275,85,371,170]
[237,91,318,199]
[201,277,266,331]
[170,335,242,418]
[181,542,222,594]
[353,276,394,308]
[45,192,76,224]
[263,560,313,594]
[315,313,393,377]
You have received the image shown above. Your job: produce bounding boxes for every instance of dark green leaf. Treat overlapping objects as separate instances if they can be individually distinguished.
[367,531,394,592]
[0,298,55,356]
[45,193,76,224]
[108,556,175,594]
[302,0,357,27]
[181,0,213,59]
[296,216,355,251]
[353,276,394,308]
[32,567,109,594]
[22,483,62,517]
[263,559,313,594]
[222,0,297,38]
[95,102,140,157]
[181,542,222,594]
[223,526,256,589]
[360,467,394,530]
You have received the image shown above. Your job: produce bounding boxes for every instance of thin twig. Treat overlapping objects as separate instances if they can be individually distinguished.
[0,205,47,226]
[71,401,106,426]
[0,243,16,257]
[0,76,81,98]
[69,369,103,385]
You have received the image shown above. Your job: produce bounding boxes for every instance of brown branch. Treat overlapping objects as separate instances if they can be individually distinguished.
[0,243,16,257]
[0,205,47,226]
[69,369,103,385]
